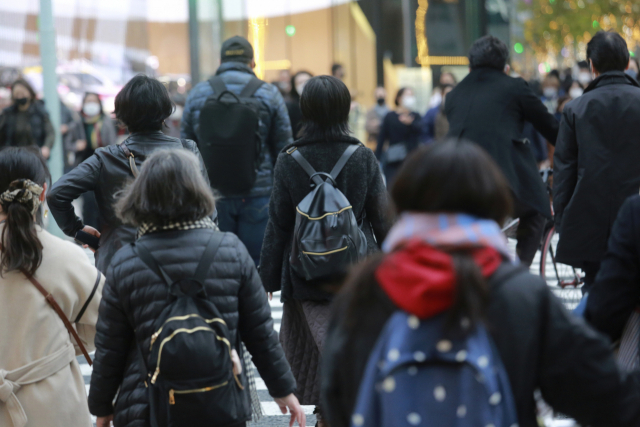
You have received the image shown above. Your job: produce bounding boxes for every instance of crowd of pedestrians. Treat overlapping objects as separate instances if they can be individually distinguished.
[4,27,640,427]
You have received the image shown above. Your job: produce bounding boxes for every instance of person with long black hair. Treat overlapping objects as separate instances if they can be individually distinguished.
[0,147,103,427]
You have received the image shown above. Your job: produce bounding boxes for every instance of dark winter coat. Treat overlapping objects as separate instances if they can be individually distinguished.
[181,61,293,198]
[259,136,392,302]
[88,229,295,427]
[0,100,55,149]
[322,260,640,427]
[445,68,559,217]
[554,71,640,267]
[587,194,640,342]
[47,131,209,273]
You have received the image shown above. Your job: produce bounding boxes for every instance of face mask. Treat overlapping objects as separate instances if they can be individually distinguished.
[578,72,592,85]
[401,95,417,110]
[626,69,638,80]
[295,82,306,96]
[14,97,28,106]
[170,105,183,121]
[377,97,385,106]
[83,102,101,117]
[569,87,583,98]
[543,87,558,99]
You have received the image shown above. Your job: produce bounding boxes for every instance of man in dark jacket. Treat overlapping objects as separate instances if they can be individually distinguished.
[554,31,640,289]
[445,36,559,266]
[182,36,293,266]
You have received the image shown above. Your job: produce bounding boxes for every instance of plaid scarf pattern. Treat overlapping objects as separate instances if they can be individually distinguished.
[137,217,217,239]
[382,213,516,261]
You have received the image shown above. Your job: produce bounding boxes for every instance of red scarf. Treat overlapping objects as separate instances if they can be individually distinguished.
[375,241,503,319]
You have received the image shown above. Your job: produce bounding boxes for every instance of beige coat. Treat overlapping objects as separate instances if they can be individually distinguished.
[0,225,104,427]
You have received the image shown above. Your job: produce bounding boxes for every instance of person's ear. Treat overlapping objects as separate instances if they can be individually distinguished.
[504,64,511,75]
[626,59,630,71]
[250,59,256,69]
[40,182,47,203]
[589,59,599,76]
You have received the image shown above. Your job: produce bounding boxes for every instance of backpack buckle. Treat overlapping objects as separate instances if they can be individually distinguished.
[286,147,297,154]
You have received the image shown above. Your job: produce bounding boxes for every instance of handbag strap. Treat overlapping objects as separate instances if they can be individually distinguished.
[24,272,93,365]
[119,141,139,177]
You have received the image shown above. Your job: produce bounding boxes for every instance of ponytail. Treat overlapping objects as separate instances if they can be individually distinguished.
[1,198,43,276]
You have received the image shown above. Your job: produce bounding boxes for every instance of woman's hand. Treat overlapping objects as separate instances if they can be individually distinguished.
[76,139,87,151]
[96,415,113,427]
[81,225,101,252]
[399,113,414,125]
[274,394,306,427]
[40,146,50,159]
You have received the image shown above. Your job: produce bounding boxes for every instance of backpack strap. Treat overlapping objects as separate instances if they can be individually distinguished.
[208,76,228,96]
[193,233,225,284]
[329,144,361,181]
[239,77,264,98]
[287,147,324,186]
[119,141,139,177]
[135,243,173,287]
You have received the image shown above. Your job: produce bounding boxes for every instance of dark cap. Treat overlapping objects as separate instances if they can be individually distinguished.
[221,36,254,63]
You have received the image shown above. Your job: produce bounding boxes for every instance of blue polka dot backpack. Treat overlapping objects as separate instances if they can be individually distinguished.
[351,311,518,427]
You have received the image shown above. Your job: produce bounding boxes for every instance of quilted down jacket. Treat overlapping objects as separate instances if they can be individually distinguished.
[181,61,293,198]
[88,228,295,427]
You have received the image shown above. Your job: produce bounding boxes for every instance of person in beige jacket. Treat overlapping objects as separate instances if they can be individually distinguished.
[0,146,104,427]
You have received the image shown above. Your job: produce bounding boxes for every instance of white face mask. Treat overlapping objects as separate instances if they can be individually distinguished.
[577,72,592,85]
[543,87,558,99]
[402,95,417,110]
[83,102,101,117]
[295,82,307,96]
[170,105,183,121]
[569,87,583,98]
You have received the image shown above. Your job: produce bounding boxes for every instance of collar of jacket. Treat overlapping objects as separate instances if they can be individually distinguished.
[215,61,255,76]
[125,131,184,150]
[282,134,362,151]
[584,70,639,93]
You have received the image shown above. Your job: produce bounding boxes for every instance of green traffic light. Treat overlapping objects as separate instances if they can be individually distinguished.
[592,20,599,28]
[286,25,296,37]
[514,43,524,54]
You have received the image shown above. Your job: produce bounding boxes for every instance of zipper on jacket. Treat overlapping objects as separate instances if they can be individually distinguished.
[150,314,226,349]
[302,246,349,256]
[168,381,230,405]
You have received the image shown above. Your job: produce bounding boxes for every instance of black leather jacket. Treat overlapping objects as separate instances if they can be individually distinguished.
[47,131,210,272]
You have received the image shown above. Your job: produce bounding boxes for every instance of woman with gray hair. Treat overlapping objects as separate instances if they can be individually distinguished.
[88,149,304,427]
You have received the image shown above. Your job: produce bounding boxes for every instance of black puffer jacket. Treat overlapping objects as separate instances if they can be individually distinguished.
[88,229,295,427]
[259,136,392,302]
[47,131,209,272]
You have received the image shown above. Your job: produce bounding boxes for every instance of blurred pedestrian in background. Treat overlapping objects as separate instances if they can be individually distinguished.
[421,84,454,143]
[260,75,390,426]
[376,87,422,185]
[286,70,313,139]
[568,81,585,99]
[627,56,640,81]
[348,89,366,143]
[47,74,209,273]
[541,73,561,113]
[364,86,389,150]
[445,35,559,267]
[322,140,640,427]
[577,60,593,86]
[554,31,640,290]
[89,149,304,427]
[331,63,345,81]
[0,79,54,159]
[274,69,292,100]
[0,146,104,427]
[182,36,292,267]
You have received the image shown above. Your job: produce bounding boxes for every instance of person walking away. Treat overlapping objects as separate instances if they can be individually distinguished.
[376,87,422,185]
[445,35,559,267]
[88,149,304,427]
[554,31,640,290]
[0,79,54,159]
[0,147,104,427]
[47,75,209,273]
[321,140,640,427]
[260,75,391,426]
[286,70,313,139]
[70,93,117,230]
[364,87,389,150]
[181,36,293,267]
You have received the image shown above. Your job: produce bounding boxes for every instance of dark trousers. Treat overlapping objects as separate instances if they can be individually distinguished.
[582,261,602,292]
[513,197,546,267]
[216,195,270,267]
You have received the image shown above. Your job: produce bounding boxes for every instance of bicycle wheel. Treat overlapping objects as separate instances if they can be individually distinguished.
[539,226,584,310]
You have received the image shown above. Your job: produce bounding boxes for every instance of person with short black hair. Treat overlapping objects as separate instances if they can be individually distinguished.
[260,75,391,426]
[554,30,640,289]
[332,63,345,80]
[445,35,559,267]
[47,74,209,273]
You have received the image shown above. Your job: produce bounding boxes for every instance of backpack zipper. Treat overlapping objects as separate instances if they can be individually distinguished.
[296,206,352,220]
[168,381,230,405]
[302,246,348,256]
[150,314,226,349]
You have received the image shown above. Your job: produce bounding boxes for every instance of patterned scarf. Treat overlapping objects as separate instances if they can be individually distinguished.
[0,179,43,216]
[137,217,217,239]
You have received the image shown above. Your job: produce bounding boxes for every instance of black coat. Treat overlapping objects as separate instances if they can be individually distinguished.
[88,229,295,427]
[445,68,559,217]
[322,261,640,427]
[259,136,392,302]
[0,101,55,148]
[554,71,640,266]
[47,131,209,272]
[587,194,640,341]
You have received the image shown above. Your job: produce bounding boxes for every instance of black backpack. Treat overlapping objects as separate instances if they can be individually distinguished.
[135,233,250,427]
[288,144,368,281]
[197,76,264,196]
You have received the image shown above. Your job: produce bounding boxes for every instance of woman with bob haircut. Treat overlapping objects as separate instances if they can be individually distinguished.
[321,139,640,427]
[88,149,305,427]
[47,74,210,273]
[260,75,391,425]
[0,147,104,427]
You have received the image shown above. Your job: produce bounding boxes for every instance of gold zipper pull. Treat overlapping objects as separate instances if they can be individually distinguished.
[169,389,175,405]
[151,368,160,384]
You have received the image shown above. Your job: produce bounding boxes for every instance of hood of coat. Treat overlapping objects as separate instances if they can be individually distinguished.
[584,70,639,94]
